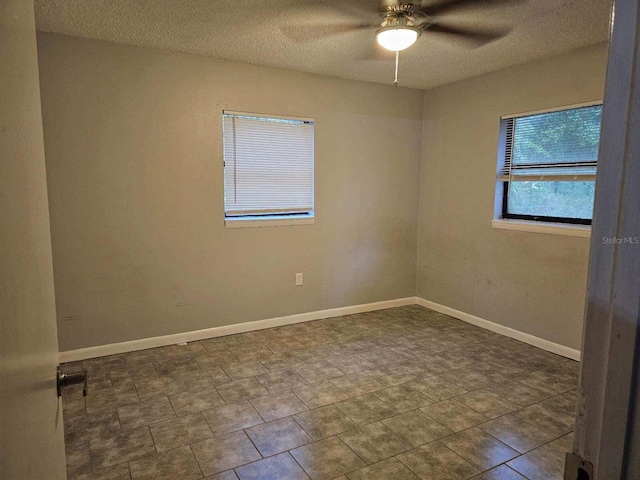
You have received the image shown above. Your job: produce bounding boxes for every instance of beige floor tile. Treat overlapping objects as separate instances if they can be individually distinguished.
[477,414,555,453]
[162,341,207,359]
[327,354,377,374]
[124,349,167,367]
[542,432,573,458]
[65,439,92,478]
[397,357,450,378]
[62,389,87,418]
[229,344,274,362]
[250,391,309,422]
[260,353,305,372]
[110,363,158,386]
[382,410,452,447]
[474,465,527,479]
[396,441,480,480]
[335,393,398,425]
[202,401,263,436]
[153,358,201,378]
[149,412,213,452]
[374,384,434,412]
[456,390,519,419]
[85,384,139,414]
[264,337,306,353]
[346,457,419,480]
[293,380,349,409]
[330,372,383,398]
[83,354,127,372]
[363,365,416,387]
[246,417,312,457]
[206,471,239,480]
[180,367,231,390]
[359,348,411,366]
[63,306,584,480]
[129,445,202,480]
[117,396,176,430]
[293,405,357,440]
[420,399,489,432]
[201,336,240,351]
[390,344,436,358]
[538,389,578,417]
[507,446,565,480]
[235,452,310,480]
[256,369,308,393]
[431,354,475,373]
[216,377,269,403]
[512,404,574,437]
[134,375,187,401]
[64,410,121,445]
[169,388,225,416]
[440,368,492,391]
[222,361,270,380]
[294,361,344,384]
[440,428,519,471]
[76,463,131,480]
[485,381,550,407]
[339,422,413,463]
[291,436,366,480]
[89,426,156,469]
[407,376,467,401]
[195,350,238,368]
[518,370,577,396]
[192,431,261,476]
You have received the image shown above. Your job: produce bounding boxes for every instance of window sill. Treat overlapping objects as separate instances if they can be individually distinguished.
[225,215,315,229]
[492,219,591,238]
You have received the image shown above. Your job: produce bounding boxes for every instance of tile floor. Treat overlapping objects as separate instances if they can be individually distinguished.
[61,305,579,480]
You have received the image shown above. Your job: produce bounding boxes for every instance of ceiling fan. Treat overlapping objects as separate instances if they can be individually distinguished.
[282,0,525,86]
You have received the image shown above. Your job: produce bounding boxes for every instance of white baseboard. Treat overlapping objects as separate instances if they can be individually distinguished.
[58,297,417,363]
[59,295,581,363]
[415,297,581,361]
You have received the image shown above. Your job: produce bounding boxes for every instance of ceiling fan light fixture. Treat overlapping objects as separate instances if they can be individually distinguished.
[375,25,421,51]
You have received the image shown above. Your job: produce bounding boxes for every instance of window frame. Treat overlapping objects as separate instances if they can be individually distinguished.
[501,181,593,226]
[497,101,602,227]
[222,110,315,228]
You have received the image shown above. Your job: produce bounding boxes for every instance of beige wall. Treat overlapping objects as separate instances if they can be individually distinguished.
[417,43,608,351]
[0,2,67,478]
[37,32,607,354]
[36,33,424,352]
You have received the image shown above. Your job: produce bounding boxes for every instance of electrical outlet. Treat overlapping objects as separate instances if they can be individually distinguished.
[296,273,303,286]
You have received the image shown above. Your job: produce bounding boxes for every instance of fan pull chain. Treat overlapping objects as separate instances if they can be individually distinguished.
[393,50,399,87]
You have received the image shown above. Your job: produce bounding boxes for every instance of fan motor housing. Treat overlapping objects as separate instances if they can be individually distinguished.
[381,2,415,15]
[380,12,417,29]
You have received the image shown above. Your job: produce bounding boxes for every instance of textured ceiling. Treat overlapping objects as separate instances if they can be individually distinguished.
[34,0,612,90]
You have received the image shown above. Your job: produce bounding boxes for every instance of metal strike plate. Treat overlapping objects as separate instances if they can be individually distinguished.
[564,452,594,480]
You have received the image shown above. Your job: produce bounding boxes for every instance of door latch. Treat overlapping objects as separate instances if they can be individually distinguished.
[56,366,88,397]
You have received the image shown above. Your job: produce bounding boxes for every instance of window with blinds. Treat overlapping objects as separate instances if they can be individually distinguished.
[497,103,602,225]
[223,111,314,219]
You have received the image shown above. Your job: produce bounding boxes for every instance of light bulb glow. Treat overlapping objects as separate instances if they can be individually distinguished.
[376,26,420,51]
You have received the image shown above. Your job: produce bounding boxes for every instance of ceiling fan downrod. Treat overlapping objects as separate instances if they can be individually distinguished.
[393,50,399,87]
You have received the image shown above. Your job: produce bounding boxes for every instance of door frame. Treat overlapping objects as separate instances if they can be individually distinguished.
[570,0,640,478]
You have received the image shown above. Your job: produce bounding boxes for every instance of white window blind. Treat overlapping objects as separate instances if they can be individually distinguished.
[498,104,602,182]
[223,111,314,217]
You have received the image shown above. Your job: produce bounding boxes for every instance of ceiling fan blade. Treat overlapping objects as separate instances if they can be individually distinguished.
[423,23,511,47]
[290,0,381,20]
[416,0,527,17]
[321,0,381,17]
[280,22,378,43]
